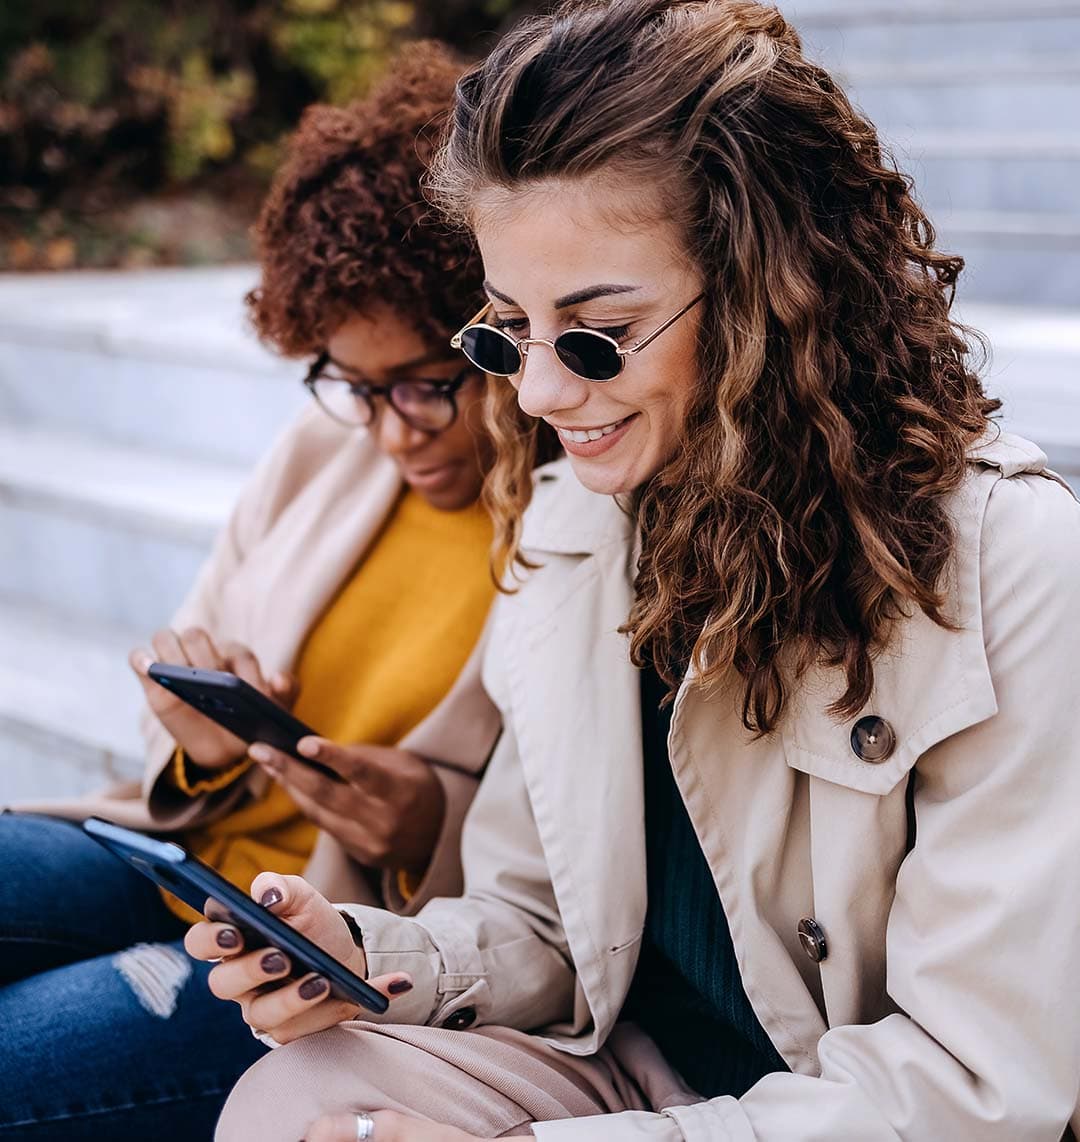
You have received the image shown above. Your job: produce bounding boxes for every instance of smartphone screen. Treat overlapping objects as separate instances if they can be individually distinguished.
[82,817,387,1013]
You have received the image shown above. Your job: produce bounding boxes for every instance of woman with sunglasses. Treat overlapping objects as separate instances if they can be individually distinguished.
[193,3,1080,1141]
[0,43,548,1142]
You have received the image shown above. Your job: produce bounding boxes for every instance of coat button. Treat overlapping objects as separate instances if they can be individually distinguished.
[441,1006,477,1030]
[850,715,895,763]
[797,917,828,963]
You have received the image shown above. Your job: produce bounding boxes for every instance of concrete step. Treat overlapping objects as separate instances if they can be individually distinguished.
[0,598,145,802]
[962,301,1080,490]
[844,75,1078,133]
[799,11,1080,66]
[944,224,1080,307]
[788,1,1079,23]
[0,268,307,468]
[903,146,1080,217]
[0,425,244,632]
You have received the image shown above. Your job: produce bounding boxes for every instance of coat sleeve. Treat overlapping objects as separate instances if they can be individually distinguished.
[535,470,1080,1142]
[338,607,577,1032]
[142,409,328,827]
[339,723,577,1032]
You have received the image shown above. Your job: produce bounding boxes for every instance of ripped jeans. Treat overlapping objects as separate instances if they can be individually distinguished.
[0,814,268,1141]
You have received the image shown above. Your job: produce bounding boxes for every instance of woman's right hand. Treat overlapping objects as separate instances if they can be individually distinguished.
[129,626,298,770]
[185,873,413,1044]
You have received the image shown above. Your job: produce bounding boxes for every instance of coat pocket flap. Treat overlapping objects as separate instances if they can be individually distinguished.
[781,625,998,797]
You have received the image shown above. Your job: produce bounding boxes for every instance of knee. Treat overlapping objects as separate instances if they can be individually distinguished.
[216,1028,383,1142]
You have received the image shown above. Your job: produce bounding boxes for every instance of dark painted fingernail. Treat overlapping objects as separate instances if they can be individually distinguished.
[388,979,413,995]
[261,951,288,974]
[259,887,283,907]
[216,927,240,949]
[298,975,329,1000]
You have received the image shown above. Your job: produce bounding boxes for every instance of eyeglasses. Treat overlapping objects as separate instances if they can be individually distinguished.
[303,353,473,433]
[450,294,703,383]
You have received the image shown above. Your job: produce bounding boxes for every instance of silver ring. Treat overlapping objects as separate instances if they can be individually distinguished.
[355,1112,375,1141]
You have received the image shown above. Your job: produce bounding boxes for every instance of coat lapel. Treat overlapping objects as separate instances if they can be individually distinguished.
[503,464,647,1044]
[239,430,402,671]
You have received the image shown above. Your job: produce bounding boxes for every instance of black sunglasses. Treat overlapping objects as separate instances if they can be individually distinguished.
[303,354,473,433]
[450,294,703,382]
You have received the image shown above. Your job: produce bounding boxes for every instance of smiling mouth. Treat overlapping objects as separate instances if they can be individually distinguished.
[552,416,631,444]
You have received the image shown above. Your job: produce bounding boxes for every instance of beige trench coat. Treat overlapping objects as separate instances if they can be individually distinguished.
[345,432,1080,1140]
[19,406,501,914]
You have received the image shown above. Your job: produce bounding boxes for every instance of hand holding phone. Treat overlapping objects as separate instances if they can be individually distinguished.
[146,661,343,783]
[130,628,299,771]
[82,818,389,1013]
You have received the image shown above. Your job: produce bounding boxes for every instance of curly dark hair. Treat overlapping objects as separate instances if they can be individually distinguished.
[435,0,1001,733]
[247,40,483,356]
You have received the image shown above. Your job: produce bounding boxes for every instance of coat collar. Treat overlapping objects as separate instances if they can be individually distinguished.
[520,459,635,558]
[519,432,1057,798]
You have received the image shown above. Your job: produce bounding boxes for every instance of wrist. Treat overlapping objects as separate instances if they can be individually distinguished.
[338,909,369,977]
[170,746,251,796]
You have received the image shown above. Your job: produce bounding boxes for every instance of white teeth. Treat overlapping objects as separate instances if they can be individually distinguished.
[558,418,626,445]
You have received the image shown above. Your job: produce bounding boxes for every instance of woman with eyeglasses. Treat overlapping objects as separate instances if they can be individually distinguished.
[191,2,1080,1141]
[0,43,555,1142]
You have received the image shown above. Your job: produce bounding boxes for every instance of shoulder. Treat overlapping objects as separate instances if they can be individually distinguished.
[234,405,397,533]
[959,431,1080,627]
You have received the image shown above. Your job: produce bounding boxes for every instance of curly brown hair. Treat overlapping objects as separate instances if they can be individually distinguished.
[435,0,1001,733]
[247,40,483,356]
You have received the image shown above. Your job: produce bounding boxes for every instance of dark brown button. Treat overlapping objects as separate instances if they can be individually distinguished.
[442,1006,477,1030]
[850,715,895,763]
[797,917,828,963]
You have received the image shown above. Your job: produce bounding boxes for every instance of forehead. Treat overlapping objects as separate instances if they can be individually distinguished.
[325,307,433,373]
[471,175,689,304]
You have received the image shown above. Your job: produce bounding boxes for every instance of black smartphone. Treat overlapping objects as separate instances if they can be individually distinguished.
[147,662,342,782]
[82,817,387,1013]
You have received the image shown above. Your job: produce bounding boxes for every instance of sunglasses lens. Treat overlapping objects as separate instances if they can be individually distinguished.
[460,326,522,376]
[555,331,622,381]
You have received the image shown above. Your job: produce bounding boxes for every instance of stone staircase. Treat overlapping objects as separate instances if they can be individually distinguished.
[787,0,1080,307]
[2,0,1078,800]
[0,268,306,800]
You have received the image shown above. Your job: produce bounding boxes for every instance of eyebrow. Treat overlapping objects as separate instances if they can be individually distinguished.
[483,281,641,310]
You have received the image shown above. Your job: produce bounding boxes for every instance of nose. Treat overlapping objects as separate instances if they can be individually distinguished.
[514,342,589,420]
[373,404,429,456]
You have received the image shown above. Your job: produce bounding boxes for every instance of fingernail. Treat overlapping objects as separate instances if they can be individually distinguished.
[259,887,283,907]
[388,978,413,995]
[298,975,329,1001]
[297,737,319,757]
[216,927,240,949]
[248,744,273,764]
[261,951,288,974]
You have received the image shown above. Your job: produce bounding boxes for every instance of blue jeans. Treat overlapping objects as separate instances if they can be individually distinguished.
[0,813,268,1140]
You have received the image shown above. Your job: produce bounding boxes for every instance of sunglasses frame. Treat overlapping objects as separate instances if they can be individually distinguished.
[450,293,703,382]
[303,353,473,433]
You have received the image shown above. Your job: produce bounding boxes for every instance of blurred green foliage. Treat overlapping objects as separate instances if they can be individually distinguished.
[0,0,535,269]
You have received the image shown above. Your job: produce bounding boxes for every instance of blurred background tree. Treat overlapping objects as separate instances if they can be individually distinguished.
[0,0,535,270]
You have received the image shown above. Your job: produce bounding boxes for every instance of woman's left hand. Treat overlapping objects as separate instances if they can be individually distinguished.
[305,1111,485,1142]
[248,738,445,874]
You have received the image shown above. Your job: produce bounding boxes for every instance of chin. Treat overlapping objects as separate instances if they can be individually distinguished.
[420,485,481,512]
[566,456,641,497]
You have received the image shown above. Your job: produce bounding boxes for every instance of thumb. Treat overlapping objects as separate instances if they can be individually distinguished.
[270,671,301,710]
[295,737,379,787]
[248,873,358,966]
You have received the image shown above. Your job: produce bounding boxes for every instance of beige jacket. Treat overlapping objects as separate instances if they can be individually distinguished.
[27,406,501,914]
[347,432,1080,1140]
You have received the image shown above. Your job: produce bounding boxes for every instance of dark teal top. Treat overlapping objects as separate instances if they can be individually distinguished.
[622,663,788,1098]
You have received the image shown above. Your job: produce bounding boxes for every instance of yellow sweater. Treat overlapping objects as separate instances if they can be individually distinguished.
[164,490,494,921]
